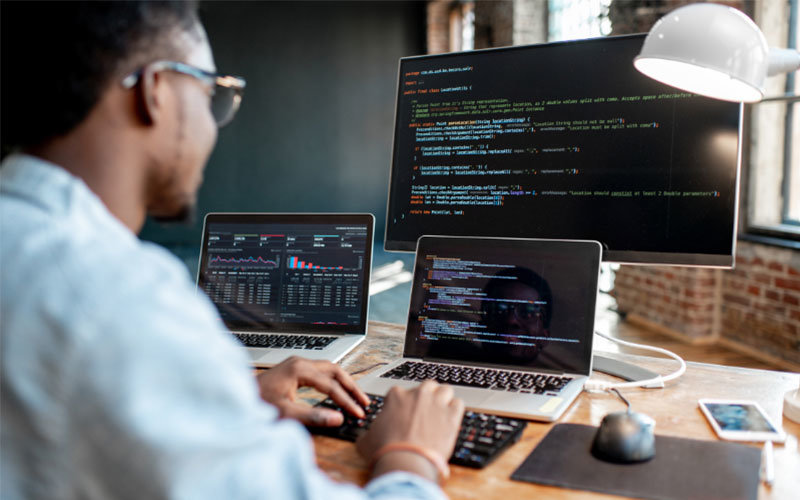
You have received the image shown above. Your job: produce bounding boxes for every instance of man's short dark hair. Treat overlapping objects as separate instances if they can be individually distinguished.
[1,1,199,156]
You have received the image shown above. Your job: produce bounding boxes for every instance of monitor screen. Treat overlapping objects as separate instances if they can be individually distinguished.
[197,214,373,332]
[385,34,742,266]
[403,236,601,375]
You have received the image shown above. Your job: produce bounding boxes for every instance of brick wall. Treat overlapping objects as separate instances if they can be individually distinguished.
[613,240,800,368]
[474,1,513,49]
[721,241,800,365]
[426,1,451,54]
[613,266,719,339]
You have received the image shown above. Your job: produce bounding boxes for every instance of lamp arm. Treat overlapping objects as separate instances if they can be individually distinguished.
[767,48,800,77]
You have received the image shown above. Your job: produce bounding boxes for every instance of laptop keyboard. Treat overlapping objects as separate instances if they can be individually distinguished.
[380,361,572,395]
[233,333,336,350]
[308,394,526,468]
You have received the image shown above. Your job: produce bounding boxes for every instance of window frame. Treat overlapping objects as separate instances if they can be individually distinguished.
[742,0,800,247]
[780,0,799,226]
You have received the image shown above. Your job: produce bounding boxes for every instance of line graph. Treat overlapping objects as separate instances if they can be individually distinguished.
[209,255,280,269]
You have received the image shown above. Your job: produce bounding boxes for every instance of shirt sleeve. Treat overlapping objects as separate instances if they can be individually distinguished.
[65,246,447,500]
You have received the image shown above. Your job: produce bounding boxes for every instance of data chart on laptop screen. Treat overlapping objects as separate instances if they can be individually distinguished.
[404,238,599,374]
[198,219,371,331]
[385,34,741,266]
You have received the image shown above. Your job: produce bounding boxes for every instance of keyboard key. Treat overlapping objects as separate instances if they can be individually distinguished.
[307,394,526,469]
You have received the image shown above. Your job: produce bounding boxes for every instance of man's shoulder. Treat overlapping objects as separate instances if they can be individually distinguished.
[1,199,210,341]
[3,204,186,288]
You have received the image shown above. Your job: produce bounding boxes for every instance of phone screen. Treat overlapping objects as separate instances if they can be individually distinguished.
[704,402,777,432]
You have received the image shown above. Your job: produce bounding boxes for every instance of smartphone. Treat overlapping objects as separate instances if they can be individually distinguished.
[698,399,786,442]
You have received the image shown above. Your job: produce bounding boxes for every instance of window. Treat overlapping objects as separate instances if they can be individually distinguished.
[548,0,611,42]
[746,0,800,240]
[449,2,475,52]
[782,3,800,225]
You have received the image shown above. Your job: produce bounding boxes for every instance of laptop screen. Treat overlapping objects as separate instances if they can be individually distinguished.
[404,236,600,375]
[197,213,373,333]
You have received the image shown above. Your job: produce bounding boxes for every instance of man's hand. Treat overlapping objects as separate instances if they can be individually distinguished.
[256,356,370,427]
[356,381,464,481]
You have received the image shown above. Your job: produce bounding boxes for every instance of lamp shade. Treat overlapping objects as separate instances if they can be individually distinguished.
[634,3,769,102]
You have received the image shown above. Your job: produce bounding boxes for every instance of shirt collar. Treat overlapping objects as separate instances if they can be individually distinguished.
[0,153,134,238]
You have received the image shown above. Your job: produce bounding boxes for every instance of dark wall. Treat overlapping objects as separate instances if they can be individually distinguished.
[140,1,426,258]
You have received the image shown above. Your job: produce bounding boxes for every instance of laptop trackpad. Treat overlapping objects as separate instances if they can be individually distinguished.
[248,348,294,366]
[482,391,551,414]
[450,386,494,407]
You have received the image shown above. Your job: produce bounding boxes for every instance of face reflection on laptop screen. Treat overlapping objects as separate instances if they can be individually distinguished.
[405,238,599,373]
[198,219,371,332]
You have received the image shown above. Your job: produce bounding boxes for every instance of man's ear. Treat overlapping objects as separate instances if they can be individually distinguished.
[135,66,165,126]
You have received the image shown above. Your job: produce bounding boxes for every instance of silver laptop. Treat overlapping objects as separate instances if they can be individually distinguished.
[358,236,601,421]
[197,213,374,367]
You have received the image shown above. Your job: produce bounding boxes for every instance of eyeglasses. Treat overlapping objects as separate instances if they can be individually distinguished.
[122,61,246,127]
[486,302,545,320]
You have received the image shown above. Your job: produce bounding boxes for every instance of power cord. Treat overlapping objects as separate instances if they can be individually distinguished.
[584,330,687,392]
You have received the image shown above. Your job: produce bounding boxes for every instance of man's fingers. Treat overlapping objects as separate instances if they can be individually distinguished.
[332,366,371,407]
[316,361,369,406]
[325,382,366,419]
[449,397,465,423]
[417,379,439,396]
[301,372,365,419]
[282,359,367,418]
[434,384,455,404]
[279,401,344,427]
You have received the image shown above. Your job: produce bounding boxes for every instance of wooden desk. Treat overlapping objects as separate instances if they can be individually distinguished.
[312,322,800,499]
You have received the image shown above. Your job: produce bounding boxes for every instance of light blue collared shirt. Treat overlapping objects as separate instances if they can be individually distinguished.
[0,154,446,500]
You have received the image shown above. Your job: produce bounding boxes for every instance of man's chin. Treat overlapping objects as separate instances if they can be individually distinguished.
[151,203,197,226]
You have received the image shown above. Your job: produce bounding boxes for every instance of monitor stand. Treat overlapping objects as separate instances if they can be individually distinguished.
[592,354,664,388]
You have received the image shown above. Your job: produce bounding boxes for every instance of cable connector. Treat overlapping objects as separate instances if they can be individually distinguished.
[584,379,613,392]
[584,376,666,392]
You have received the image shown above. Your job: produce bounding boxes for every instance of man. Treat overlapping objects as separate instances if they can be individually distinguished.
[0,2,463,499]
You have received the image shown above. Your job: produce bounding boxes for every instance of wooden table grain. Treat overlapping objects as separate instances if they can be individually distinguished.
[312,321,800,499]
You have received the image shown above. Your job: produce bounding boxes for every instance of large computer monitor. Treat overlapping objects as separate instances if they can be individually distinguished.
[384,34,742,267]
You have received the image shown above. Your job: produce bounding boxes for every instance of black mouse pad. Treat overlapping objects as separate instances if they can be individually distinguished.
[511,423,761,500]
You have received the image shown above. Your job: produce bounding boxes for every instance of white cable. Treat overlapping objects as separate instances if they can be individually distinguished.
[583,330,687,392]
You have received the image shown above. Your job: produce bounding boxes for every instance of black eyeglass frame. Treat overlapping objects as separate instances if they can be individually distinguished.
[121,60,246,127]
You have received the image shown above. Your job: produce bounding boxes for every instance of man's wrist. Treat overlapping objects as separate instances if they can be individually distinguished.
[372,450,441,484]
[370,441,451,484]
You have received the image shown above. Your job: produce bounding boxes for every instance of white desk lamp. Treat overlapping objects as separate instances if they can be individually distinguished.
[633,2,800,424]
[633,3,799,103]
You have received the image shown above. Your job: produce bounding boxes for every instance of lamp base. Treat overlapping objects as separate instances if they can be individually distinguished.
[784,388,800,424]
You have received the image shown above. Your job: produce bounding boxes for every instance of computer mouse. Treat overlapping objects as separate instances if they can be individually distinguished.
[591,410,656,463]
